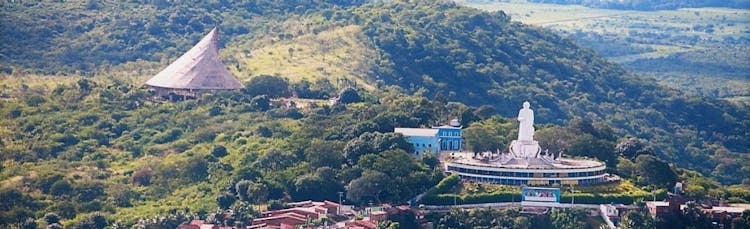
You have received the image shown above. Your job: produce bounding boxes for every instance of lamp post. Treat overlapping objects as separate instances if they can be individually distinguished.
[570,185,575,207]
[338,191,344,215]
[454,194,457,207]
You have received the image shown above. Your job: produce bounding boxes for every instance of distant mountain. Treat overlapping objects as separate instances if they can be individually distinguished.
[526,0,750,10]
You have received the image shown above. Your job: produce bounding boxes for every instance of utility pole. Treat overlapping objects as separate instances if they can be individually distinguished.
[571,185,575,207]
[454,194,457,207]
[338,191,344,215]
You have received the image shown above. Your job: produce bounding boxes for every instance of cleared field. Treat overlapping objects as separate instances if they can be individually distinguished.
[460,0,750,98]
[224,25,378,90]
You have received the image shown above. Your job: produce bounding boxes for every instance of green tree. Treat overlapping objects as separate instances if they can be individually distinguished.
[474,105,497,120]
[338,87,362,104]
[620,210,655,229]
[43,212,60,225]
[673,202,714,229]
[211,144,228,158]
[76,212,107,229]
[731,210,750,229]
[216,192,236,210]
[344,132,413,164]
[635,155,677,188]
[49,180,72,197]
[568,135,617,166]
[20,218,37,229]
[250,95,271,111]
[305,140,345,168]
[615,137,653,160]
[548,208,588,229]
[235,180,253,202]
[133,211,191,229]
[535,126,576,155]
[462,124,502,154]
[246,182,269,204]
[434,208,531,229]
[182,158,209,182]
[421,152,440,170]
[346,171,393,204]
[242,75,291,98]
[131,167,152,186]
[255,148,297,170]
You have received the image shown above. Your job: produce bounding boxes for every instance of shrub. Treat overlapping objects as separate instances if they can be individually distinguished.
[420,183,668,205]
[152,128,183,144]
[132,168,152,186]
[211,145,228,158]
[43,212,61,225]
[50,180,73,196]
[338,87,361,104]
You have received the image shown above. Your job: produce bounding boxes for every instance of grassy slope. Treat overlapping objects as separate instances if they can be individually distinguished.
[0,75,308,223]
[226,25,378,90]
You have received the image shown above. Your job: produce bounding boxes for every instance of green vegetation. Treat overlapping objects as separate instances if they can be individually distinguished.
[462,1,750,104]
[0,76,450,227]
[429,208,535,229]
[0,0,748,227]
[427,207,602,229]
[525,0,750,10]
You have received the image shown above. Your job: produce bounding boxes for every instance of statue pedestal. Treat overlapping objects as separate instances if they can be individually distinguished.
[510,140,540,158]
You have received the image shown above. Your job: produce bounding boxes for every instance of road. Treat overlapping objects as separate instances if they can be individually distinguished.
[421,201,600,212]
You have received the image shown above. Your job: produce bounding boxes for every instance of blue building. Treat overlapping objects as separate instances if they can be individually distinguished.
[394,119,462,155]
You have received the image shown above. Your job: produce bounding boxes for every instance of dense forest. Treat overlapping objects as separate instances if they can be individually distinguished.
[350,1,750,184]
[525,0,750,10]
[0,0,749,227]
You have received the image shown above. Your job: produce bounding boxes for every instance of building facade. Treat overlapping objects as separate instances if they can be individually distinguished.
[436,125,462,151]
[445,159,607,186]
[394,119,462,155]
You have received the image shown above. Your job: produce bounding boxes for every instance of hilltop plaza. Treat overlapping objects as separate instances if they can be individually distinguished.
[397,102,615,186]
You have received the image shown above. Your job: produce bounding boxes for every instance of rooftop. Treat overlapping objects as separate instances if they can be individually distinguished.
[394,128,439,137]
[708,206,748,213]
[145,26,243,90]
[647,201,671,207]
[444,152,605,170]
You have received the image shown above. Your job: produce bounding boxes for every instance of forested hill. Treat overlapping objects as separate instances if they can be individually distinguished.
[0,0,366,73]
[1,0,750,226]
[0,1,748,181]
[352,1,749,174]
[524,0,750,10]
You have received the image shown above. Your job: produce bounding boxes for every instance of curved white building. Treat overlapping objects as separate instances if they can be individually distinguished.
[443,102,611,186]
[444,154,608,186]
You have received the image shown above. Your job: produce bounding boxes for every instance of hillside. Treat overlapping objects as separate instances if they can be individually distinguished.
[460,1,750,106]
[0,0,749,227]
[347,1,749,177]
[0,0,366,74]
[525,0,750,10]
[0,0,746,183]
[225,25,378,90]
[0,0,746,185]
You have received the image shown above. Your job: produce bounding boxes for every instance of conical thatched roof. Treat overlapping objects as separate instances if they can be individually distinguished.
[145,27,243,90]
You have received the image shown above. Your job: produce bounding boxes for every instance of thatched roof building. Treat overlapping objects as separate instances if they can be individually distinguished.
[145,26,243,98]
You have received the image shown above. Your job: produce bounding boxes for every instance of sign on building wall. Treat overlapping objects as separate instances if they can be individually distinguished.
[521,187,561,202]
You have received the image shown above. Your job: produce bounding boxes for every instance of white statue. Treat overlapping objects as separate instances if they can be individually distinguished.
[517,101,534,141]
